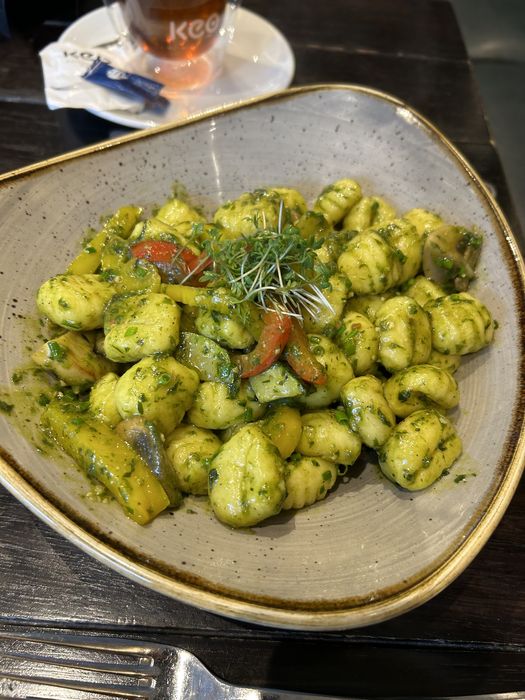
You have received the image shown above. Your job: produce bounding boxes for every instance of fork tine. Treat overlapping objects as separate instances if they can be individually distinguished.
[1,647,157,676]
[0,670,155,698]
[0,630,166,655]
[0,630,163,699]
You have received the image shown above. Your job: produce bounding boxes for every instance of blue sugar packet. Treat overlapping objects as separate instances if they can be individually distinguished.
[83,58,169,112]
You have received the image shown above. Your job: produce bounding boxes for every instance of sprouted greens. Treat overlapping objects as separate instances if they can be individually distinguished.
[200,202,334,318]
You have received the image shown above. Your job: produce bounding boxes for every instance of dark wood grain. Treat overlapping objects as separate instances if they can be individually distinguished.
[0,103,131,173]
[0,478,523,696]
[0,477,524,644]
[0,0,523,695]
[246,0,468,62]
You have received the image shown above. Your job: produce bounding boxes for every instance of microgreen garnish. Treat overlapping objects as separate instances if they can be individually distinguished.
[200,202,333,318]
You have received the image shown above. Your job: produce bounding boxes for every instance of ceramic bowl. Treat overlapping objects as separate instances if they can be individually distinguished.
[0,85,524,630]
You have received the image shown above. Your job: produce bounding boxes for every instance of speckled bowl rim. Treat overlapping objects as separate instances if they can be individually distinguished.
[1,84,524,631]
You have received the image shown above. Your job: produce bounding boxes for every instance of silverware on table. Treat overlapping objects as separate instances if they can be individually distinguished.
[0,629,523,700]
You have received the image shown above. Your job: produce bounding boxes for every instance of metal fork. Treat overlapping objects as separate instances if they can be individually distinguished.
[0,630,524,700]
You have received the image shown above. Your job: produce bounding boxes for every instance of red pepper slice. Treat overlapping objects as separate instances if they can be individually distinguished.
[130,240,210,285]
[237,310,292,378]
[283,319,327,385]
[131,240,178,264]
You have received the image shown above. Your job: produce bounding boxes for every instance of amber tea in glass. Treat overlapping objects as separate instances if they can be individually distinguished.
[121,0,228,61]
[105,0,240,91]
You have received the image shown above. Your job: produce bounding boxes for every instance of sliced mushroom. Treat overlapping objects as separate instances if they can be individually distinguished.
[422,224,482,292]
[116,416,182,507]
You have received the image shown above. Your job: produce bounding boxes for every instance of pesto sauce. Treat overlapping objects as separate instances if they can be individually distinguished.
[0,366,62,459]
[0,312,70,461]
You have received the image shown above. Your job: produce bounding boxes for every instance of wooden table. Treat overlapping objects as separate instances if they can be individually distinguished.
[0,0,523,696]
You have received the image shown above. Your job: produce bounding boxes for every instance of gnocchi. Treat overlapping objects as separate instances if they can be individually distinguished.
[26,178,495,528]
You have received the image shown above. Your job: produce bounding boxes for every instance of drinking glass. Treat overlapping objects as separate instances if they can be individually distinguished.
[103,0,241,93]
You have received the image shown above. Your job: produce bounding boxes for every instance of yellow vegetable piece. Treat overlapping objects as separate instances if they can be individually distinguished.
[67,229,109,276]
[104,205,144,239]
[43,400,170,525]
[259,406,302,459]
[67,206,141,274]
[163,285,232,313]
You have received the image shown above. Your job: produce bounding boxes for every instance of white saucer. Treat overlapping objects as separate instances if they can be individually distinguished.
[59,6,295,129]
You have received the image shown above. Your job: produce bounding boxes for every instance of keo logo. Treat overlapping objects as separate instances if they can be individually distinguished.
[169,13,221,42]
